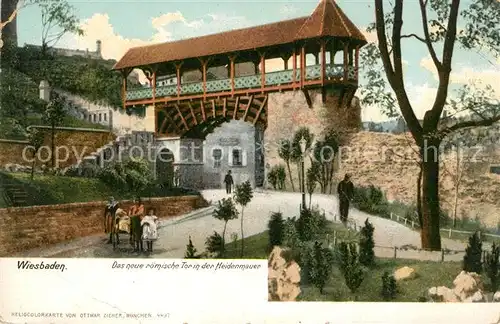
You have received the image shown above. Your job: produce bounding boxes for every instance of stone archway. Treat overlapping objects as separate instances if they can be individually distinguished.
[156,148,174,188]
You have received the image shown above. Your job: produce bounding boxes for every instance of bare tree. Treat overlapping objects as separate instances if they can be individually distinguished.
[362,0,500,250]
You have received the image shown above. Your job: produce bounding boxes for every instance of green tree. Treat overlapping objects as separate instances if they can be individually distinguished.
[267,167,278,190]
[278,139,295,191]
[184,236,200,259]
[463,231,483,273]
[311,129,340,194]
[42,93,66,168]
[381,271,398,300]
[306,163,319,209]
[359,218,375,267]
[364,0,500,250]
[296,207,318,242]
[27,128,44,180]
[276,164,286,190]
[212,198,239,255]
[338,242,365,298]
[39,0,84,54]
[205,231,224,257]
[308,241,335,294]
[268,212,284,248]
[234,180,253,257]
[484,242,500,291]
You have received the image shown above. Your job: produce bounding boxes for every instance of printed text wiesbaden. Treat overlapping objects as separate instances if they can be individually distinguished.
[18,260,66,272]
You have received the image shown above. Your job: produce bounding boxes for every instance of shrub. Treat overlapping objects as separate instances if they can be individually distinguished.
[283,217,300,249]
[276,165,286,190]
[212,198,239,255]
[351,185,389,217]
[185,236,200,259]
[205,231,224,257]
[296,208,318,241]
[338,242,365,295]
[307,241,335,294]
[268,212,285,248]
[463,231,483,274]
[381,271,397,300]
[267,167,278,190]
[359,218,375,267]
[484,242,500,291]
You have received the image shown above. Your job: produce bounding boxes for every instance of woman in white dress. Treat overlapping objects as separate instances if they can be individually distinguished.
[141,208,159,252]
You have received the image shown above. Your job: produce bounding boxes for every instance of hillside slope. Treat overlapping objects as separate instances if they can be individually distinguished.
[336,131,500,227]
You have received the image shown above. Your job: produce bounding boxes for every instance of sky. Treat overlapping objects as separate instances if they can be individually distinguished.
[14,0,500,122]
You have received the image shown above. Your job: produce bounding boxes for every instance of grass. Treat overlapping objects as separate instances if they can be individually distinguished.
[224,221,359,259]
[223,227,464,302]
[0,171,200,207]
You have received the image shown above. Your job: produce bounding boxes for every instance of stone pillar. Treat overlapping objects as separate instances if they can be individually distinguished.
[39,80,51,101]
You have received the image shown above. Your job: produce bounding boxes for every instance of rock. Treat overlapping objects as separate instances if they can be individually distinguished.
[428,286,460,302]
[268,246,301,302]
[462,290,485,303]
[493,291,500,302]
[452,271,483,300]
[393,266,417,281]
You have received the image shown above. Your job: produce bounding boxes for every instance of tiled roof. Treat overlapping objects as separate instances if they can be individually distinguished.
[113,0,367,70]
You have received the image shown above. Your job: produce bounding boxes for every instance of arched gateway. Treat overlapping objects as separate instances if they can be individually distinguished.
[113,0,367,189]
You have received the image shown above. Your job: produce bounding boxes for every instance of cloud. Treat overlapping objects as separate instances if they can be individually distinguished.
[420,55,500,99]
[279,4,298,18]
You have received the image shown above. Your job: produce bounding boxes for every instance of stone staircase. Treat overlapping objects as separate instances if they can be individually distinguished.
[0,174,29,207]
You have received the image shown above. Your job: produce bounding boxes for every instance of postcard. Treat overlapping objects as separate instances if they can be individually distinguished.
[1,0,500,323]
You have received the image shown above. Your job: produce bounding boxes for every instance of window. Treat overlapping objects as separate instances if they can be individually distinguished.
[99,113,102,121]
[212,149,222,168]
[232,149,242,166]
[104,113,107,121]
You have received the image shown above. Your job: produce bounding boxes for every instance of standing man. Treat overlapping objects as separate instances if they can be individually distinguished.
[337,174,354,224]
[224,170,234,194]
[104,196,119,244]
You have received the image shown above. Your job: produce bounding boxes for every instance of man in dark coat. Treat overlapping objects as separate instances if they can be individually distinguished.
[337,174,354,224]
[104,196,119,244]
[224,170,234,194]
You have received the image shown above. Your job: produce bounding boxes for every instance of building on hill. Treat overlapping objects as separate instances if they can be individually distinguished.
[23,40,102,60]
[112,0,367,189]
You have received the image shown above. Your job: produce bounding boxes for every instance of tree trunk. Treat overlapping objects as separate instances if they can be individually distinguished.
[240,207,245,257]
[286,161,295,192]
[328,163,335,194]
[309,192,312,209]
[222,221,228,255]
[452,151,461,228]
[416,163,423,228]
[1,0,19,65]
[420,141,442,251]
[296,162,301,193]
[51,125,55,168]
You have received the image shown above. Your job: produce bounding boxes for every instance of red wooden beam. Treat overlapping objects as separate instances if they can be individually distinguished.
[188,102,198,125]
[253,95,268,126]
[355,45,360,81]
[200,100,206,121]
[175,62,183,97]
[320,40,326,85]
[259,52,266,90]
[343,43,348,81]
[211,99,216,118]
[174,103,189,130]
[243,95,254,122]
[229,55,236,96]
[292,48,297,87]
[233,96,239,119]
[300,46,305,88]
[223,98,227,117]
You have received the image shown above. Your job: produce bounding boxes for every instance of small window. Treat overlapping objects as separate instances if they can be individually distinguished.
[213,149,222,168]
[99,113,102,121]
[104,113,107,121]
[232,149,242,166]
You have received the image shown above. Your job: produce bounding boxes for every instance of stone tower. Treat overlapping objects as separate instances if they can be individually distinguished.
[96,40,102,57]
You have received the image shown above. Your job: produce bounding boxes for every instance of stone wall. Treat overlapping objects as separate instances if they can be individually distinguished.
[0,127,115,169]
[0,195,208,256]
[264,88,361,187]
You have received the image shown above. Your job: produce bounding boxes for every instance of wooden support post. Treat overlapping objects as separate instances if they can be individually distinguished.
[393,247,397,259]
[188,102,197,125]
[202,59,207,99]
[355,45,360,80]
[320,40,326,85]
[175,62,183,97]
[243,95,253,122]
[233,96,239,119]
[158,114,167,134]
[174,104,188,130]
[260,52,266,90]
[292,49,297,86]
[343,43,348,81]
[314,53,319,65]
[300,46,305,87]
[223,98,227,117]
[200,100,206,121]
[229,55,236,96]
[121,75,127,109]
[211,99,216,118]
[253,96,268,125]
